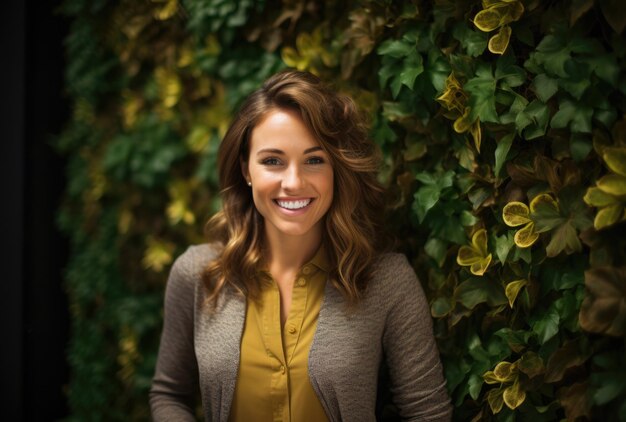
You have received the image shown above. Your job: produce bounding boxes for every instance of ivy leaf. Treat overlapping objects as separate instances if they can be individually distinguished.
[586,53,620,86]
[531,308,560,344]
[495,133,514,177]
[424,50,451,92]
[557,382,592,420]
[468,374,484,400]
[599,0,626,34]
[454,278,507,309]
[495,55,526,88]
[560,66,592,100]
[517,100,549,140]
[377,39,413,57]
[532,74,558,102]
[452,23,488,57]
[518,351,545,378]
[579,266,626,337]
[399,51,424,90]
[531,34,572,78]
[495,232,514,264]
[465,64,499,123]
[425,237,447,267]
[431,296,454,318]
[551,99,593,133]
[545,338,591,383]
[570,0,594,26]
[570,133,593,162]
[494,328,532,353]
[379,56,404,97]
[413,185,442,222]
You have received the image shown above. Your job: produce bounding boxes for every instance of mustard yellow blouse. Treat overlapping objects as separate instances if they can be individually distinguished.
[228,247,330,422]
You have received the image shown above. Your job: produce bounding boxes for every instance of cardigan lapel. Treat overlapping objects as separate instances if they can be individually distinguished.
[195,283,246,422]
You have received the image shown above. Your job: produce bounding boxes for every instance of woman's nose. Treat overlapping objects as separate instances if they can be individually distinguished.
[282,164,304,190]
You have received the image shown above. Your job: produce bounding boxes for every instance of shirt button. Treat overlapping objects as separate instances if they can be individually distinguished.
[279,365,285,374]
[287,325,296,334]
[302,266,311,275]
[296,277,306,287]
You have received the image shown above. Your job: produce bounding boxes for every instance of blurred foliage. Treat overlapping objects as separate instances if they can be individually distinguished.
[57,0,626,420]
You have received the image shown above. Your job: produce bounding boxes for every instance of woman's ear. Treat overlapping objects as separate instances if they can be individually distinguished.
[240,156,250,185]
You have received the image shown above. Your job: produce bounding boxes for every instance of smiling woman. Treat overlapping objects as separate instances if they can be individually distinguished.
[243,109,334,246]
[150,70,452,421]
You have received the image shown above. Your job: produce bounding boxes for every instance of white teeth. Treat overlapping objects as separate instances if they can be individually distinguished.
[276,199,312,210]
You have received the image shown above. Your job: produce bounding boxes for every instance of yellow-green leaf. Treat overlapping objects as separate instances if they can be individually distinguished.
[503,379,526,409]
[488,25,512,54]
[482,0,501,8]
[596,174,626,197]
[487,388,505,414]
[472,228,489,256]
[603,147,626,176]
[514,221,539,247]
[503,202,531,226]
[494,361,515,378]
[530,193,558,213]
[453,108,473,133]
[154,67,181,108]
[508,1,524,21]
[474,8,503,32]
[118,208,133,234]
[505,279,527,308]
[153,0,178,20]
[457,245,483,266]
[594,203,624,230]
[471,255,493,276]
[281,47,307,70]
[142,237,175,272]
[470,120,482,152]
[584,187,619,207]
[122,91,142,129]
[437,73,466,114]
[186,125,211,153]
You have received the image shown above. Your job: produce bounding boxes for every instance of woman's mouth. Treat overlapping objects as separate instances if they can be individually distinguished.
[275,198,313,210]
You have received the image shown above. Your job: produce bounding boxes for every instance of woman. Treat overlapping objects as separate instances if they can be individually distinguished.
[150,70,452,421]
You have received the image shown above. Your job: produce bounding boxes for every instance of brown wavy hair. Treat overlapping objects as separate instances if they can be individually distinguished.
[203,69,385,305]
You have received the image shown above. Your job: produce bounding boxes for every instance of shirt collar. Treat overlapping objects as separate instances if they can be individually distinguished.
[309,243,330,273]
[256,243,330,275]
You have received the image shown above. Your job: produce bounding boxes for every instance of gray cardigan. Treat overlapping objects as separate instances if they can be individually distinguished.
[149,244,452,421]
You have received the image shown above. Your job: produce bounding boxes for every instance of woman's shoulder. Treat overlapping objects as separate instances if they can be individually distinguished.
[371,252,415,280]
[169,242,223,282]
[368,252,422,297]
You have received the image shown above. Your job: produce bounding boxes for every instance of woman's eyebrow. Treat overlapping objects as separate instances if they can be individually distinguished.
[256,146,323,155]
[257,148,284,155]
[304,146,323,154]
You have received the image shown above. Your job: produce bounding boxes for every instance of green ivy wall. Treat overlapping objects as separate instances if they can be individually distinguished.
[57,0,626,420]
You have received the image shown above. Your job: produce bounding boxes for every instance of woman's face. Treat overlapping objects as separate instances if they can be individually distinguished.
[242,108,334,243]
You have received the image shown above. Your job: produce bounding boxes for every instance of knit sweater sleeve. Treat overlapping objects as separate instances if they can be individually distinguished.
[149,247,200,421]
[380,254,452,421]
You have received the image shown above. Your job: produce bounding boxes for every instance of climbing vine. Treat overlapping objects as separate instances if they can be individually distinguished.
[58,0,626,420]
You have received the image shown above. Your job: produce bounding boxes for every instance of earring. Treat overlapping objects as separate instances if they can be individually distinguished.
[247,181,252,186]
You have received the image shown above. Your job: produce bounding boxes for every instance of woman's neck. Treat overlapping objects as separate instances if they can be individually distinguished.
[264,227,322,275]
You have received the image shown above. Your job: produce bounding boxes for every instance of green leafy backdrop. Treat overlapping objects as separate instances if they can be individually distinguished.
[57,0,626,420]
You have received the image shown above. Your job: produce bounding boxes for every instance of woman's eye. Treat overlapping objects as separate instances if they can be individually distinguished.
[261,157,281,165]
[306,156,324,164]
